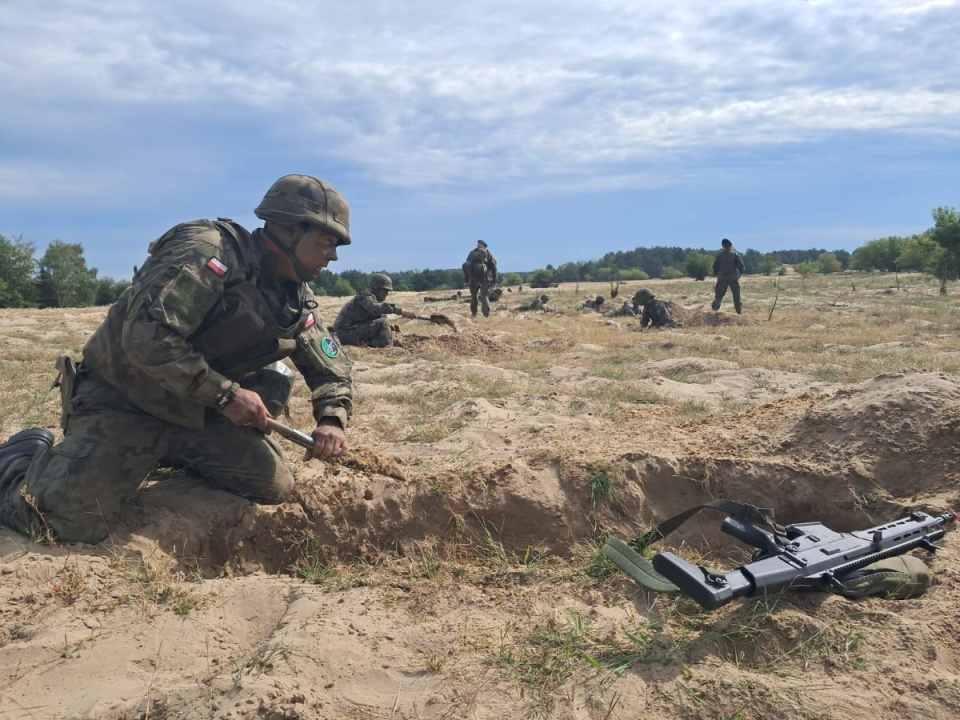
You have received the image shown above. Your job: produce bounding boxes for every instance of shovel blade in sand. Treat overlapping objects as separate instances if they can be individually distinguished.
[415,314,457,331]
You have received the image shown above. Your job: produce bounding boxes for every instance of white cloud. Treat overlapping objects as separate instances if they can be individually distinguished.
[1,0,958,205]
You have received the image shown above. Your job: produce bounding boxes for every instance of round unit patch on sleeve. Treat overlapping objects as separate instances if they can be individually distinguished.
[321,337,340,358]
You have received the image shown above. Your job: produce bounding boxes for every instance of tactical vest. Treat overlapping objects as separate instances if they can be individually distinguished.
[187,221,312,377]
[81,219,319,428]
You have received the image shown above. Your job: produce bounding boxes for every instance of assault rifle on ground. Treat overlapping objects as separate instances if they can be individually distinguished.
[603,500,957,611]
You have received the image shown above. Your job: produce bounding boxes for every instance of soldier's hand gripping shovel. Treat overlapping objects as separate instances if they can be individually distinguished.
[265,418,351,463]
[265,418,315,451]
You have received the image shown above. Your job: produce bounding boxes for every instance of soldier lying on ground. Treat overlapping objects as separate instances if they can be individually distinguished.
[605,300,638,318]
[424,291,462,302]
[515,293,552,312]
[580,295,606,311]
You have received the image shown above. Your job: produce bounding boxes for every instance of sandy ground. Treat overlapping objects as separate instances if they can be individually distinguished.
[2,275,960,720]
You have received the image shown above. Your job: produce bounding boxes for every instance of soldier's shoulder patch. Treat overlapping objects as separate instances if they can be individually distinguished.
[321,336,340,358]
[206,257,229,276]
[304,313,316,329]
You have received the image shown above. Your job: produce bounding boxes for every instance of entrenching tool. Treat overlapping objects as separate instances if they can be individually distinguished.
[265,418,314,451]
[412,313,457,331]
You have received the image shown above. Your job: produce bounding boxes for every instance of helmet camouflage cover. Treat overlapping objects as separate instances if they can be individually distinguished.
[634,288,654,303]
[370,273,393,291]
[539,293,549,302]
[255,174,351,245]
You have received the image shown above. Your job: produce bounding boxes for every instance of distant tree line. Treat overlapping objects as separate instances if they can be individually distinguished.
[3,206,957,306]
[0,235,130,309]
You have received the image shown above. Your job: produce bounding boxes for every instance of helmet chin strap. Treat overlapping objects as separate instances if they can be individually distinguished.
[264,225,316,282]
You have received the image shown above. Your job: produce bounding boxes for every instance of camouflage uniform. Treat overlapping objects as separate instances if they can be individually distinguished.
[0,219,353,544]
[712,241,746,313]
[516,294,550,312]
[462,245,498,317]
[640,299,680,329]
[581,295,605,311]
[334,292,404,347]
[606,300,638,318]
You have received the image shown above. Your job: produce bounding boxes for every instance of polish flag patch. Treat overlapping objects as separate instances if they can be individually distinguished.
[304,313,316,329]
[206,257,229,276]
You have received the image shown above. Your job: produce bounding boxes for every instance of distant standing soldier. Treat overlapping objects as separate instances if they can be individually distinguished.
[462,240,498,318]
[634,289,681,329]
[516,293,551,312]
[334,273,416,347]
[712,238,745,314]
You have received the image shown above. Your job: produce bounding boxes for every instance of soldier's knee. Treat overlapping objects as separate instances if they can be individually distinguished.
[242,469,294,505]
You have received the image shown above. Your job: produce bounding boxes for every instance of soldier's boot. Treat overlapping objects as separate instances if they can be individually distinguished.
[711,299,721,311]
[0,429,54,471]
[735,305,742,315]
[0,430,55,518]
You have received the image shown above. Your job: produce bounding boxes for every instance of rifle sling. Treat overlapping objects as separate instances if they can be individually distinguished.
[603,499,787,594]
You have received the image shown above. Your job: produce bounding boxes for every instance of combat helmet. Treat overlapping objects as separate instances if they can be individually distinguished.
[595,295,605,304]
[539,293,549,302]
[633,288,654,304]
[255,174,351,246]
[370,273,393,291]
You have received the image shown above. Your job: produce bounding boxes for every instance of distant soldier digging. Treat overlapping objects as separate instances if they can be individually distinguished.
[334,273,417,348]
[634,289,681,330]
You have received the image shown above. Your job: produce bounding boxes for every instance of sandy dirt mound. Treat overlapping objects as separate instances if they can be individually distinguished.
[3,284,960,720]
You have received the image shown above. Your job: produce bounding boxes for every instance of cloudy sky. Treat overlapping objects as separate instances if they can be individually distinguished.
[2,0,958,279]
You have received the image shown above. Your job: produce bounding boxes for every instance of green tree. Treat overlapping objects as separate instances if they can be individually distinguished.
[756,255,780,276]
[94,277,131,305]
[850,237,903,272]
[896,233,941,273]
[683,251,712,280]
[36,241,98,308]
[660,266,684,280]
[527,268,556,286]
[794,260,820,277]
[330,277,356,296]
[930,206,960,293]
[618,268,649,281]
[554,262,581,283]
[818,252,842,274]
[0,234,37,307]
[500,272,523,286]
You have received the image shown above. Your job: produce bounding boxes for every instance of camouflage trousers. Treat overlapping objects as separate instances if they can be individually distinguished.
[468,278,490,317]
[0,369,293,544]
[712,276,742,312]
[335,317,395,348]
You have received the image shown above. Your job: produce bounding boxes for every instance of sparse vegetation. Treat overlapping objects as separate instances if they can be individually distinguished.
[1,272,959,719]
